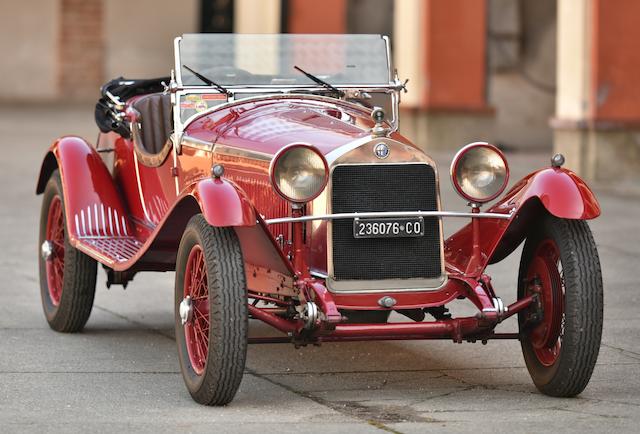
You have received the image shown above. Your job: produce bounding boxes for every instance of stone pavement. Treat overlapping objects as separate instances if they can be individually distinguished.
[0,105,638,433]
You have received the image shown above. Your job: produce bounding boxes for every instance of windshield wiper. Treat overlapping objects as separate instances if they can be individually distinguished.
[294,65,345,97]
[183,65,232,96]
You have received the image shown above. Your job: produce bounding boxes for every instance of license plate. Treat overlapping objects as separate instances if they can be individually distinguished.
[353,217,425,239]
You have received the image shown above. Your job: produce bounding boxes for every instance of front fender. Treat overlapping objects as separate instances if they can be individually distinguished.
[192,178,256,227]
[35,136,132,241]
[501,167,600,220]
[445,167,600,274]
[155,179,291,275]
[186,179,294,275]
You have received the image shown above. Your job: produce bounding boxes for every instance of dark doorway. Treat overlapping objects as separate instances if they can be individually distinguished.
[200,0,234,33]
[346,0,393,40]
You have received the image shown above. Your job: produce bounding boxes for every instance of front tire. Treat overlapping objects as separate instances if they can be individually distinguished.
[38,170,97,332]
[518,214,603,397]
[175,215,248,405]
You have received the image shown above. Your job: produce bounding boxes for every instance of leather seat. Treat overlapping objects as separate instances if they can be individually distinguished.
[132,93,172,154]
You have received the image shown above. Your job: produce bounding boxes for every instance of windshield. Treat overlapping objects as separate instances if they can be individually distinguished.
[176,34,391,87]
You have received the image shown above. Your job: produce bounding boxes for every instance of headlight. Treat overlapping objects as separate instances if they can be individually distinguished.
[450,142,509,203]
[270,143,329,203]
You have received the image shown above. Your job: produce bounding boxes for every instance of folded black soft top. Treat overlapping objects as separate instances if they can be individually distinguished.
[99,76,170,101]
[95,76,170,137]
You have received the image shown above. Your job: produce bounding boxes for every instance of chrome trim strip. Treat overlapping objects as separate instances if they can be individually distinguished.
[382,35,393,82]
[180,135,214,153]
[326,276,448,294]
[209,133,398,167]
[178,84,400,91]
[87,206,92,235]
[213,144,273,162]
[132,150,152,222]
[114,210,121,236]
[310,270,329,279]
[265,210,511,225]
[180,93,373,134]
[94,204,100,236]
[100,204,106,237]
[108,207,113,235]
[75,242,113,265]
[173,36,182,85]
[80,210,86,237]
[324,136,375,165]
[178,90,397,136]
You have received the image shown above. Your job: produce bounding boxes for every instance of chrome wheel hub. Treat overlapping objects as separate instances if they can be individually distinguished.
[300,301,319,330]
[41,240,54,261]
[179,295,193,325]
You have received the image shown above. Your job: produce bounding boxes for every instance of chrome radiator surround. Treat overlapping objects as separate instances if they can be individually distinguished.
[321,138,447,292]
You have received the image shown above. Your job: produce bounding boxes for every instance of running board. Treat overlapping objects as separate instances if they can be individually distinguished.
[69,204,145,267]
[75,236,144,267]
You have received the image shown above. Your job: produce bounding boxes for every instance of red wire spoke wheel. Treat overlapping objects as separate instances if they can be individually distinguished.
[45,196,65,306]
[38,170,97,332]
[518,214,603,397]
[183,245,210,376]
[175,215,247,406]
[525,239,564,367]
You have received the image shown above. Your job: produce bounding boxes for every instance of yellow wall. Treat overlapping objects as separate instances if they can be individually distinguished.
[104,0,198,79]
[0,0,59,100]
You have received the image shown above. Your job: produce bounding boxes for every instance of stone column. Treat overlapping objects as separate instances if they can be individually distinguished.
[234,0,281,33]
[554,0,640,185]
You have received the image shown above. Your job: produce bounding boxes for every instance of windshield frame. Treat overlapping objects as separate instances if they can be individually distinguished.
[170,34,403,144]
[175,33,394,88]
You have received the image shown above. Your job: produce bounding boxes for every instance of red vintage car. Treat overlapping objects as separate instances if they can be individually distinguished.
[36,34,603,405]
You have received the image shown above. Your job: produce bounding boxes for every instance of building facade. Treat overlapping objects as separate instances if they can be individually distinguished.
[1,0,637,186]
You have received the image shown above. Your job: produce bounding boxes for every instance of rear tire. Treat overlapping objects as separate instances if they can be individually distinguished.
[518,214,603,397]
[38,170,97,333]
[175,215,248,405]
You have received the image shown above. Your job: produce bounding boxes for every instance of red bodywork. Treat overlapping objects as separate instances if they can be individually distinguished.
[36,95,600,344]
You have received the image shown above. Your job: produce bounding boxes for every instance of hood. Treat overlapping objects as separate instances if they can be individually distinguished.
[184,96,407,158]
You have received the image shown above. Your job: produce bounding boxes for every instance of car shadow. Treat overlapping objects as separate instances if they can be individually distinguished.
[75,316,531,407]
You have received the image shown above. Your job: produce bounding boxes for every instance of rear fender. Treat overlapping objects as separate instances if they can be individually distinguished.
[445,167,600,274]
[35,136,132,242]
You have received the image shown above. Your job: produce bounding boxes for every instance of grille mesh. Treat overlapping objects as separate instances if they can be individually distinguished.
[331,164,442,281]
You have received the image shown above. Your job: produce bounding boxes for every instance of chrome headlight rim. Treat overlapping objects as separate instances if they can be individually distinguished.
[269,143,329,204]
[450,142,509,204]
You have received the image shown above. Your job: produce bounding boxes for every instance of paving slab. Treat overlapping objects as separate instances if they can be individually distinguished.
[1,104,638,433]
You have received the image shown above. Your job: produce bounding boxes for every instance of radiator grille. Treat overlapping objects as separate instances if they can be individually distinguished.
[331,164,442,281]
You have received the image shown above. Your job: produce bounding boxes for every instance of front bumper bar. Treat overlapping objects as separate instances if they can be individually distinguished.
[264,210,512,225]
